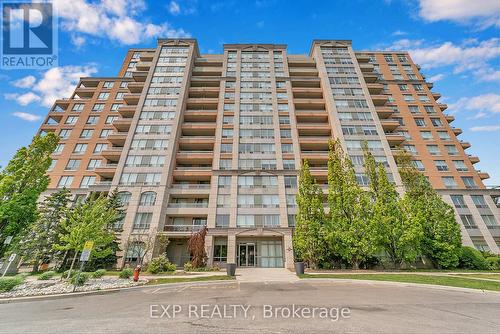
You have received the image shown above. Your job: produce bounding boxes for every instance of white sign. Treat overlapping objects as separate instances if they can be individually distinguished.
[80,250,91,262]
[8,253,16,262]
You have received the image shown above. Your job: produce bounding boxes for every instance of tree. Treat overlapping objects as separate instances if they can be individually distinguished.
[326,140,377,269]
[55,194,118,277]
[293,159,326,269]
[17,188,71,272]
[363,148,423,268]
[0,133,59,256]
[397,153,462,268]
[187,227,208,268]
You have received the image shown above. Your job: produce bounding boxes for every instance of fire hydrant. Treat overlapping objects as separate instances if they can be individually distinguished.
[133,265,141,282]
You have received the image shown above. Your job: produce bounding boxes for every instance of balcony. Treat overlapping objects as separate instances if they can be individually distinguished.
[468,155,480,164]
[107,132,127,146]
[112,118,132,131]
[54,99,70,110]
[101,147,123,161]
[290,77,321,88]
[366,83,384,94]
[385,133,406,145]
[288,67,318,77]
[163,224,206,233]
[181,122,216,133]
[176,151,214,165]
[301,150,329,160]
[179,136,215,148]
[192,67,222,76]
[294,99,325,109]
[139,53,154,62]
[460,141,471,149]
[296,123,331,136]
[184,110,217,122]
[355,54,370,63]
[371,94,388,106]
[173,168,212,179]
[359,63,374,72]
[189,86,220,95]
[80,78,100,87]
[186,98,219,110]
[74,87,95,99]
[432,92,441,100]
[363,73,379,84]
[170,183,211,195]
[117,105,136,118]
[380,119,400,131]
[123,93,140,105]
[437,103,448,111]
[478,171,490,180]
[127,82,144,93]
[166,202,209,215]
[375,107,394,119]
[292,87,323,99]
[136,61,152,71]
[287,55,316,67]
[132,71,148,82]
[94,164,117,178]
[452,127,462,135]
[445,114,455,123]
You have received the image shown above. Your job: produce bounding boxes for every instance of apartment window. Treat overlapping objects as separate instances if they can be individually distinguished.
[287,214,296,227]
[413,84,423,92]
[218,176,231,188]
[213,244,227,262]
[219,159,232,170]
[87,159,101,170]
[482,215,498,228]
[284,176,297,188]
[278,104,289,111]
[276,81,286,88]
[279,116,290,124]
[92,103,105,112]
[73,143,88,154]
[57,176,73,188]
[420,131,433,140]
[111,103,122,111]
[225,81,235,89]
[220,143,232,153]
[431,118,443,127]
[451,195,467,208]
[384,54,394,62]
[216,214,230,228]
[438,131,451,140]
[471,195,488,208]
[415,118,426,127]
[404,145,417,155]
[460,215,476,229]
[445,145,458,155]
[403,94,414,102]
[65,159,81,171]
[408,106,420,114]
[424,106,436,114]
[427,145,440,156]
[139,192,157,206]
[224,92,235,100]
[280,129,292,138]
[442,176,457,189]
[286,195,297,207]
[72,103,85,112]
[412,160,425,171]
[283,159,295,170]
[133,213,152,230]
[398,84,408,91]
[59,129,72,139]
[418,95,430,102]
[462,177,477,189]
[86,116,99,125]
[100,129,111,138]
[65,116,78,124]
[80,176,96,188]
[96,92,109,100]
[93,143,108,153]
[222,129,233,138]
[120,81,128,88]
[106,116,118,124]
[434,160,448,171]
[453,160,468,172]
[80,129,93,138]
[224,104,234,111]
[103,81,114,89]
[217,195,231,208]
[54,144,65,155]
[281,143,293,153]
[115,92,125,100]
[223,116,233,124]
[48,160,57,171]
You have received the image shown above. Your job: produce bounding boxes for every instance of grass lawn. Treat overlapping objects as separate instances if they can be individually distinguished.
[454,273,500,281]
[300,273,500,292]
[146,275,234,285]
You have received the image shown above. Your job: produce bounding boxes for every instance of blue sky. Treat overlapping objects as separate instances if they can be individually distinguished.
[1,0,499,185]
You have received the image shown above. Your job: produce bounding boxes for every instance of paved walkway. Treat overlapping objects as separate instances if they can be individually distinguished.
[235,267,299,282]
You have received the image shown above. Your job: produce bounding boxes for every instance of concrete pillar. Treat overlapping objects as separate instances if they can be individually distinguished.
[205,235,214,266]
[283,233,294,269]
[227,234,237,264]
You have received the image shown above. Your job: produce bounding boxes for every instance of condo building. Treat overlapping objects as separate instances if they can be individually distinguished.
[38,39,500,269]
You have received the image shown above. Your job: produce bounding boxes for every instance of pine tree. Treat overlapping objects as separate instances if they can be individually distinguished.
[293,159,327,269]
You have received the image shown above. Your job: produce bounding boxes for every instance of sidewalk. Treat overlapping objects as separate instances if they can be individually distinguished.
[235,268,299,282]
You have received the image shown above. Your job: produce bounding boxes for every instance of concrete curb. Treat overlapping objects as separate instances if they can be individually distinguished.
[0,278,236,304]
[298,277,500,294]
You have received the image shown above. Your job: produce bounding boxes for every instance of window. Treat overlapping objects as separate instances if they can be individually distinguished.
[438,131,450,140]
[97,92,110,100]
[105,116,118,124]
[398,84,408,91]
[100,129,111,138]
[87,159,101,170]
[222,128,233,138]
[73,143,87,154]
[462,177,476,189]
[103,81,114,89]
[413,84,423,92]
[220,143,232,153]
[117,192,132,206]
[93,143,108,153]
[281,143,293,153]
[421,131,433,140]
[80,176,96,188]
[133,213,152,230]
[415,118,426,127]
[482,215,498,228]
[92,103,105,112]
[219,159,232,170]
[424,106,435,114]
[280,129,292,138]
[287,214,296,227]
[445,145,458,155]
[223,116,233,124]
[431,118,443,127]
[404,145,417,154]
[427,145,440,155]
[120,81,128,88]
[65,159,81,170]
[412,160,425,171]
[86,116,99,125]
[279,116,290,124]
[217,194,231,208]
[115,92,125,100]
[460,215,476,229]
[284,176,297,188]
[213,244,227,262]
[57,176,73,188]
[451,195,466,208]
[453,160,468,172]
[72,103,85,112]
[286,194,297,207]
[54,143,65,154]
[216,215,230,228]
[442,177,457,189]
[65,116,78,124]
[80,129,93,138]
[48,160,57,171]
[139,192,156,206]
[111,103,122,111]
[283,159,295,170]
[403,94,414,102]
[384,54,394,62]
[418,95,430,102]
[408,106,420,114]
[434,160,448,171]
[471,195,488,208]
[59,129,72,139]
[218,176,231,188]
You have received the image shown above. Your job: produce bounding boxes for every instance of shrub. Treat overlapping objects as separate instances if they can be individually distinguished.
[486,257,500,270]
[38,271,57,280]
[119,268,133,279]
[147,255,177,274]
[183,262,194,272]
[459,246,489,270]
[62,269,77,279]
[92,269,107,278]
[0,277,24,292]
[70,272,91,286]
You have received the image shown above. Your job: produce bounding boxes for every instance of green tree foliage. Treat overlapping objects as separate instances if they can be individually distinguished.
[0,133,59,256]
[326,140,377,269]
[55,194,119,276]
[293,159,326,269]
[397,153,462,268]
[17,188,71,271]
[364,148,423,268]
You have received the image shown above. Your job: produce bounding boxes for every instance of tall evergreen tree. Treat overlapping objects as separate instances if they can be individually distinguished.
[293,159,326,269]
[0,133,59,256]
[326,140,377,269]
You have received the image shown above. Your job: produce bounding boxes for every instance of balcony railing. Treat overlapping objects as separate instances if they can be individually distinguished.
[171,184,211,189]
[164,224,206,232]
[167,203,209,208]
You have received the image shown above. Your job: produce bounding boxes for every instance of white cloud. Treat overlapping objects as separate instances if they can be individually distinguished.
[387,38,500,82]
[12,112,41,122]
[4,92,41,106]
[71,34,86,47]
[51,0,190,45]
[418,0,500,29]
[391,30,407,36]
[12,75,36,88]
[428,74,445,82]
[448,94,500,118]
[168,1,180,15]
[470,125,500,132]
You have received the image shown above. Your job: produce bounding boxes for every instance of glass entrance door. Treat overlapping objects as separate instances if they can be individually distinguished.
[238,243,256,267]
